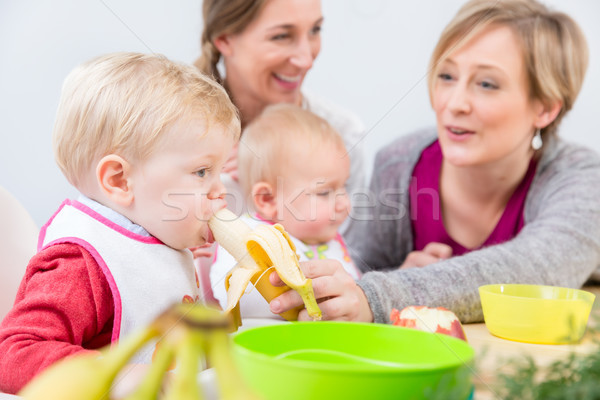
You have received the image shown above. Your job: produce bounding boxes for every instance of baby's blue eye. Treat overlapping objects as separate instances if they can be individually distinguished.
[195,169,207,178]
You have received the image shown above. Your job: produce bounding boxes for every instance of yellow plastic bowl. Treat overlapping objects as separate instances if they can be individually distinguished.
[479,284,595,344]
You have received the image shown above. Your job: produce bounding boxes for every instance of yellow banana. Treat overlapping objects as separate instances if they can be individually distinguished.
[122,335,176,400]
[209,208,322,321]
[206,329,260,400]
[163,330,203,400]
[19,324,158,400]
[19,303,256,400]
[165,303,258,400]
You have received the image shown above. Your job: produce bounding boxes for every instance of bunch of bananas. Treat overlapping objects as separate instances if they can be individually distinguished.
[19,304,259,400]
[208,208,322,324]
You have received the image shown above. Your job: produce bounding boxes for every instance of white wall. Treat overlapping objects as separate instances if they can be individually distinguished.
[1,0,598,226]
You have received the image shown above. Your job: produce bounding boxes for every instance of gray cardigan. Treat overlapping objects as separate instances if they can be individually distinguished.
[347,128,600,323]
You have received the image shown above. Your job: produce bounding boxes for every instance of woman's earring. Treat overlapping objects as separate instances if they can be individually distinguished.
[531,129,543,150]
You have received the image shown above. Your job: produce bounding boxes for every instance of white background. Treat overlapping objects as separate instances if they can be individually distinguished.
[1,0,598,226]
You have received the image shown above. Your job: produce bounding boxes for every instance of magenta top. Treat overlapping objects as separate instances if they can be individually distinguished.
[410,140,537,256]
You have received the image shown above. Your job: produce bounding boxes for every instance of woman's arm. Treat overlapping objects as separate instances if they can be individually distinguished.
[0,243,114,393]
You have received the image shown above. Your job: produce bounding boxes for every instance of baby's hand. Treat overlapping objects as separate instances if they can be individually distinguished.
[189,243,215,259]
[400,242,452,269]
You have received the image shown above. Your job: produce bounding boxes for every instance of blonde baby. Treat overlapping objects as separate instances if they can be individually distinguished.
[210,104,359,319]
[0,52,239,393]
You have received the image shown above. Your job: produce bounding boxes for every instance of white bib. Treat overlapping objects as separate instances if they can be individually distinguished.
[40,200,200,362]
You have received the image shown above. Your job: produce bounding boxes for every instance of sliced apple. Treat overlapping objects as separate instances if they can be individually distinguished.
[390,305,467,341]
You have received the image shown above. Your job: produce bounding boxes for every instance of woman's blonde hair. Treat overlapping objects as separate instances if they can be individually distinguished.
[194,0,269,83]
[428,0,588,138]
[238,103,346,200]
[53,52,240,188]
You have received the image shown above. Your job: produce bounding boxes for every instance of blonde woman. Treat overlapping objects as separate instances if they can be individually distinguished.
[270,0,600,324]
[194,0,365,218]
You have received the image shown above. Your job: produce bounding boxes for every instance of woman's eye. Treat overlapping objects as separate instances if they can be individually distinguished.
[316,190,331,197]
[480,80,498,90]
[438,73,453,81]
[310,25,322,36]
[195,169,207,178]
[271,33,290,41]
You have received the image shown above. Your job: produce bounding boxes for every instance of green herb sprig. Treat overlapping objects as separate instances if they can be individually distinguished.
[495,311,600,399]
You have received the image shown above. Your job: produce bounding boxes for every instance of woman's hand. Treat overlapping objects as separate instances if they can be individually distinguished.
[222,144,239,182]
[400,242,452,269]
[268,260,374,322]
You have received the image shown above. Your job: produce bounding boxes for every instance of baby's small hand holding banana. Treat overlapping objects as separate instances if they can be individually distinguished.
[208,208,322,322]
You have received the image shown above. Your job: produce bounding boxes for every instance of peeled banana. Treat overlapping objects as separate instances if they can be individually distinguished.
[209,208,322,322]
[19,303,258,400]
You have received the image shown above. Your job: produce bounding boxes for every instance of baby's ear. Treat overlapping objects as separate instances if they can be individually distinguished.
[252,182,276,219]
[96,155,134,207]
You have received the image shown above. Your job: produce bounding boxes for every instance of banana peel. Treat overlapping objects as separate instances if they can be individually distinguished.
[209,208,322,323]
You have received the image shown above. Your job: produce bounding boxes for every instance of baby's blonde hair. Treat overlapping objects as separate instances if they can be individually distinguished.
[238,104,346,200]
[53,52,240,188]
[428,0,588,139]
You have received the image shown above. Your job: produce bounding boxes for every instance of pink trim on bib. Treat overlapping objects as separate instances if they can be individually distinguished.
[38,202,66,252]
[67,199,162,244]
[40,200,162,248]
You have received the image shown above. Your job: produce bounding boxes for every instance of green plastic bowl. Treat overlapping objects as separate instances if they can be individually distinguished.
[233,321,474,400]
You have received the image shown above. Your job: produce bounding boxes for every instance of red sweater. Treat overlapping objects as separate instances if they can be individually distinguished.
[0,243,114,394]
